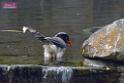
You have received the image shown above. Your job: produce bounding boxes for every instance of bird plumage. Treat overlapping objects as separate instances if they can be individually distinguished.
[22,26,71,64]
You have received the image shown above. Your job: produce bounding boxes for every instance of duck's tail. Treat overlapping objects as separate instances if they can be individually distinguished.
[22,26,36,33]
[22,26,46,42]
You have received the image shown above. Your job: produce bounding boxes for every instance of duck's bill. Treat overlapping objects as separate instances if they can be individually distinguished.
[67,40,72,46]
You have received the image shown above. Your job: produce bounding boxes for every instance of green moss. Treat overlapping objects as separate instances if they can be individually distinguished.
[62,61,84,66]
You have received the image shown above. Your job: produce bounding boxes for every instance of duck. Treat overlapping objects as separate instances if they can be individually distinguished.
[22,26,72,64]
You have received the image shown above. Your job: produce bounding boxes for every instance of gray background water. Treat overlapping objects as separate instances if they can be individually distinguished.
[0,0,124,64]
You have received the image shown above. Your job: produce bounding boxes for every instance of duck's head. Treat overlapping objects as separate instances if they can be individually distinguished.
[55,32,72,46]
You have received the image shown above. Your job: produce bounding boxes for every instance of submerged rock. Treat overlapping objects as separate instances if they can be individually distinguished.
[81,18,124,61]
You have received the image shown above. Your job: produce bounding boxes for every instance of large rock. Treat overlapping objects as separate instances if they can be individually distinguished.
[81,18,124,60]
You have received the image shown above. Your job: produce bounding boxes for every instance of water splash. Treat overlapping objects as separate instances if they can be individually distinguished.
[42,66,73,83]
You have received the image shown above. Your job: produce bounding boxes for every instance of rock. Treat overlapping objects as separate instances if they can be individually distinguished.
[81,18,124,61]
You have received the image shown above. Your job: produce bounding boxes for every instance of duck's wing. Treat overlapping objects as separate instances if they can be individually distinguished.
[22,26,67,48]
[22,26,48,43]
[45,37,66,48]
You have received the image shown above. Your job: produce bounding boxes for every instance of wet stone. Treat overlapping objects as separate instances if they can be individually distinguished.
[81,18,124,61]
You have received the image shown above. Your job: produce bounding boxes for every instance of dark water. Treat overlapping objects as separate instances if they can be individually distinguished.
[0,63,123,83]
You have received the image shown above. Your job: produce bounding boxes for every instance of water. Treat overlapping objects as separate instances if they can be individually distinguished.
[0,0,124,83]
[0,64,123,83]
[0,65,73,83]
[42,66,73,83]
